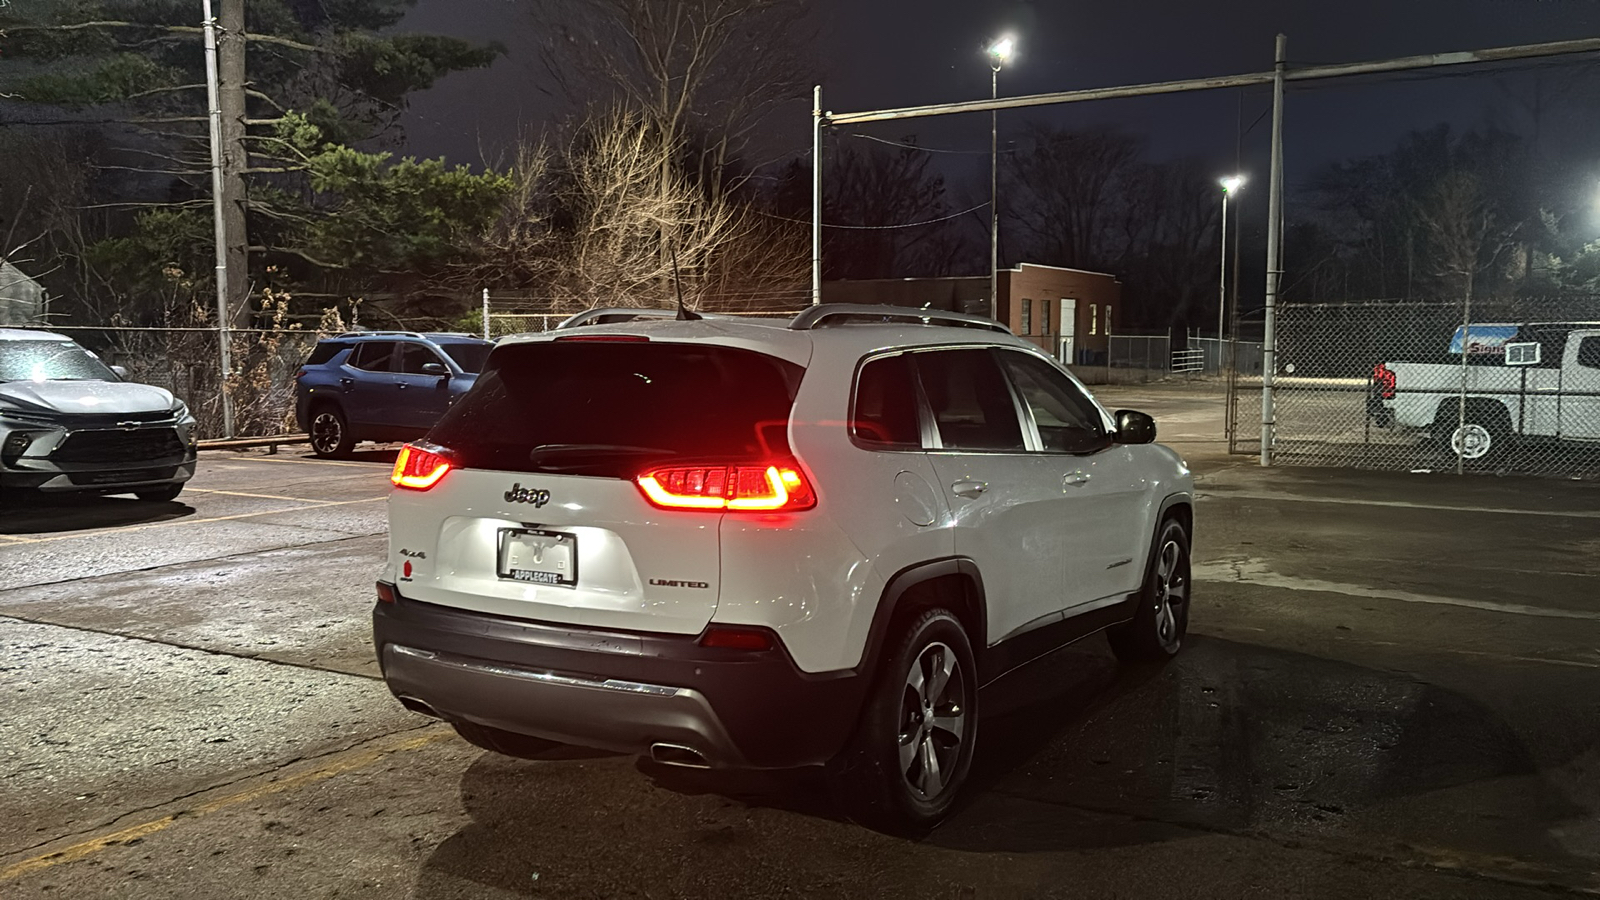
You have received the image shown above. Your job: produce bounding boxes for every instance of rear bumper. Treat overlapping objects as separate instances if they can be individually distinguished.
[372,592,867,769]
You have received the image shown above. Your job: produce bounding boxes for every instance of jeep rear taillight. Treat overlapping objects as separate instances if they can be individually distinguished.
[391,444,453,490]
[1373,363,1397,400]
[636,463,814,512]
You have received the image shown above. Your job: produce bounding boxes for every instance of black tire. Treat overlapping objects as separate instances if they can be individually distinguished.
[1441,401,1512,467]
[309,404,354,459]
[450,720,563,759]
[134,483,184,503]
[827,607,978,836]
[1108,517,1192,663]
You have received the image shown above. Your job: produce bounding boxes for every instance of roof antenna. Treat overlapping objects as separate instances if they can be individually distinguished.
[670,243,701,321]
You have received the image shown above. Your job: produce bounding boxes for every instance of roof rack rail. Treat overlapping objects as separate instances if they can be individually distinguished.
[334,330,426,339]
[789,304,1012,335]
[555,307,686,330]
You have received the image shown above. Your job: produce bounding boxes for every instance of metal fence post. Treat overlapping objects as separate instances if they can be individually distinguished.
[1260,33,1287,466]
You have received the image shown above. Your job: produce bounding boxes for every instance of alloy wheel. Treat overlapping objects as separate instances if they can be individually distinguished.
[1154,538,1189,648]
[897,641,967,800]
[311,412,342,455]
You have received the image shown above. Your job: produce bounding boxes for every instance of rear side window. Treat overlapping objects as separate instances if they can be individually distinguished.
[1579,336,1600,369]
[429,342,804,476]
[852,355,922,449]
[913,349,1025,452]
[439,342,491,374]
[305,341,351,366]
[350,341,396,372]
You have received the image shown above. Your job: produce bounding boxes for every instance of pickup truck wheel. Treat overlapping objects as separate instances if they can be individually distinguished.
[1448,403,1511,465]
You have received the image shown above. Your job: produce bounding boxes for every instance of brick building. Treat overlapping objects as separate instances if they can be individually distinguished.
[822,263,1121,364]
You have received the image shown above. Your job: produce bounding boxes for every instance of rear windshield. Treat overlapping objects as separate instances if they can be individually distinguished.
[438,342,491,374]
[429,341,803,476]
[0,339,116,382]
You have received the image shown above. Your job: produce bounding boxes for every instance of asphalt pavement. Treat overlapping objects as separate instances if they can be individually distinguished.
[2,385,1598,899]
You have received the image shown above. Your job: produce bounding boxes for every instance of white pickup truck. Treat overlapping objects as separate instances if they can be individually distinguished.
[1372,323,1600,463]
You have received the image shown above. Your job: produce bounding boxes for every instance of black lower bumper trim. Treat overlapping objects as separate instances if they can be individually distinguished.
[372,593,866,769]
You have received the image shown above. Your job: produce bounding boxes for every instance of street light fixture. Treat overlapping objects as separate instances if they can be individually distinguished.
[1217,175,1245,342]
[987,35,1014,321]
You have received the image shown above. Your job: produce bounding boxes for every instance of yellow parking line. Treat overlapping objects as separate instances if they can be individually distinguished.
[0,730,448,882]
[220,455,389,469]
[0,497,387,545]
[187,489,336,504]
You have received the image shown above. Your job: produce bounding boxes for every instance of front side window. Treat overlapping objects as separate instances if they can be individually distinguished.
[396,343,445,375]
[350,341,396,372]
[913,349,1025,452]
[999,351,1109,454]
[852,354,922,449]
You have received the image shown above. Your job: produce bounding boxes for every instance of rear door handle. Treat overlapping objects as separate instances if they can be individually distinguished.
[396,381,409,390]
[1064,472,1091,488]
[950,481,988,498]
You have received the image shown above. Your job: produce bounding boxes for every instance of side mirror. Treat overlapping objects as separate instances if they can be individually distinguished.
[110,365,129,380]
[1113,409,1157,445]
[420,362,448,376]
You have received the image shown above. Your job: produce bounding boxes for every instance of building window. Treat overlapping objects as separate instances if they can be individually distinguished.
[1089,304,1098,335]
[1039,299,1050,336]
[1020,299,1032,335]
[1105,305,1113,335]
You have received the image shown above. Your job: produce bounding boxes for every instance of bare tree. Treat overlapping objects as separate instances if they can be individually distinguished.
[1004,124,1146,271]
[527,0,812,200]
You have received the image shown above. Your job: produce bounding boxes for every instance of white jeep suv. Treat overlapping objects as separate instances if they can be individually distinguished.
[373,305,1194,832]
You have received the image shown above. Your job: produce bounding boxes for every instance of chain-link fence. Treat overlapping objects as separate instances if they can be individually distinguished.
[1101,333,1172,384]
[1229,298,1600,478]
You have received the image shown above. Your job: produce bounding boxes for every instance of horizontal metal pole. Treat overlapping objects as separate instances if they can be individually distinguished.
[827,35,1600,126]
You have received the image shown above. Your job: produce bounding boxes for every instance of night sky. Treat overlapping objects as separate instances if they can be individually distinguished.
[393,0,1600,263]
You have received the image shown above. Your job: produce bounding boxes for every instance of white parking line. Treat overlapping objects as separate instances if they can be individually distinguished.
[186,488,335,504]
[1196,557,1600,621]
[1199,489,1600,520]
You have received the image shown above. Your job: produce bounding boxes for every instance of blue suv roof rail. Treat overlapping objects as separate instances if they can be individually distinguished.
[334,330,428,339]
[789,304,1012,334]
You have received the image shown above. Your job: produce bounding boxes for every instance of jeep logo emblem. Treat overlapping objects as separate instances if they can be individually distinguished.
[504,484,551,507]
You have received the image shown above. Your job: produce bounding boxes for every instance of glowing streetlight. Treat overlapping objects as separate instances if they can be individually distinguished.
[1217,175,1246,342]
[986,35,1015,321]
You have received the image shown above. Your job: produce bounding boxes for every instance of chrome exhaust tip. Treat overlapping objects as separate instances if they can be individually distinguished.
[649,742,710,769]
[397,695,442,719]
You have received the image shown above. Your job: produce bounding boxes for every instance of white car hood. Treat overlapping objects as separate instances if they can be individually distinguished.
[0,379,176,415]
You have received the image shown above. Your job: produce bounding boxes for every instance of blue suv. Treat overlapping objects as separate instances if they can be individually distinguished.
[295,331,493,458]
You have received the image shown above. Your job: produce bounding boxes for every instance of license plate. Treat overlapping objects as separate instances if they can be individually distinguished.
[496,528,577,586]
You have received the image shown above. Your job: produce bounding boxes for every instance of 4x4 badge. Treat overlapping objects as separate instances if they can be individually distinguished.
[505,483,551,507]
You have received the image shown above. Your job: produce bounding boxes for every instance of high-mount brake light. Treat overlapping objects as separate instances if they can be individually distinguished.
[553,334,651,343]
[636,463,815,512]
[391,444,452,490]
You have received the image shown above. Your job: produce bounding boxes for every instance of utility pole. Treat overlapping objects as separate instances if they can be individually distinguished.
[218,0,249,331]
[201,0,234,438]
[812,85,823,306]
